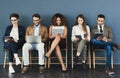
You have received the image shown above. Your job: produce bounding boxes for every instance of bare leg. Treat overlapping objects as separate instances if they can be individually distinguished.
[46,35,61,57]
[55,45,66,71]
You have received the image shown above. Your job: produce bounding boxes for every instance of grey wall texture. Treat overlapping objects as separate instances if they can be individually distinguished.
[0,0,120,64]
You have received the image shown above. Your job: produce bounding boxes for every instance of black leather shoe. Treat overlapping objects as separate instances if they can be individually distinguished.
[21,67,29,74]
[105,68,115,75]
[112,42,120,50]
[82,63,87,71]
[39,66,45,73]
[45,55,49,59]
[74,56,79,65]
[62,70,67,72]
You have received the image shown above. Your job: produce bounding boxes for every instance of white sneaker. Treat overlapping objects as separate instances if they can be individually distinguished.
[9,66,15,74]
[15,58,21,65]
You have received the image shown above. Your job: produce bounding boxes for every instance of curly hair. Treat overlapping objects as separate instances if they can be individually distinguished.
[51,13,67,26]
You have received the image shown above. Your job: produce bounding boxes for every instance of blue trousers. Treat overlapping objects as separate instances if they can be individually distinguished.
[91,38,112,69]
[4,41,19,62]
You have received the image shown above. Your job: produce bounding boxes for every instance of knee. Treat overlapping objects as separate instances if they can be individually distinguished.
[106,45,111,49]
[91,38,96,43]
[37,43,44,48]
[55,36,61,41]
[80,39,86,44]
[23,43,31,50]
[36,43,45,51]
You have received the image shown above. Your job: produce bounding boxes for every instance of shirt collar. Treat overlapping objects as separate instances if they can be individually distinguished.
[97,24,104,28]
[78,24,82,28]
[34,24,40,28]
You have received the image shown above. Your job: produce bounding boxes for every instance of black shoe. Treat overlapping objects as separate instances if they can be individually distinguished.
[74,56,79,65]
[105,68,115,75]
[62,69,67,72]
[82,63,87,71]
[39,66,45,73]
[21,67,29,74]
[113,43,120,50]
[45,55,48,59]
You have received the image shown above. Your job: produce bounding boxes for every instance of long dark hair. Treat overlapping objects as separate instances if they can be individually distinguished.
[76,14,88,35]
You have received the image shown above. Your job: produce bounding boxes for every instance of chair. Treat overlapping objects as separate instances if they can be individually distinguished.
[71,42,91,68]
[21,44,47,68]
[92,46,114,69]
[3,48,22,68]
[47,39,68,68]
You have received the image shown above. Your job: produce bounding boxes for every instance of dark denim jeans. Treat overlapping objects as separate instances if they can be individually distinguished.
[4,41,19,62]
[91,38,112,69]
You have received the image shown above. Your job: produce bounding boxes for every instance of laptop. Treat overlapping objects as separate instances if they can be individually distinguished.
[26,36,41,43]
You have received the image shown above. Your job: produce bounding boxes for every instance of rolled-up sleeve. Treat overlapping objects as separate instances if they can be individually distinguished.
[71,26,76,42]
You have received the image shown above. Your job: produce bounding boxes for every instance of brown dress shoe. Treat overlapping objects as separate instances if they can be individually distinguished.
[39,66,45,73]
[113,43,120,50]
[21,67,29,74]
[105,69,115,75]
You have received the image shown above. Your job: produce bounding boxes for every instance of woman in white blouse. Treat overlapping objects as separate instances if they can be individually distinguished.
[71,14,90,65]
[3,13,25,73]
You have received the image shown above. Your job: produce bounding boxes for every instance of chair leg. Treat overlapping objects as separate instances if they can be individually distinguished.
[44,58,47,68]
[3,52,7,68]
[30,51,32,65]
[48,57,50,68]
[71,50,73,68]
[93,51,95,69]
[66,50,67,68]
[88,48,91,68]
[111,52,113,69]
[21,57,24,68]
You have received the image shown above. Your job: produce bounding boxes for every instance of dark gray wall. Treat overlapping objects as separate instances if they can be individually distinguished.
[0,0,120,64]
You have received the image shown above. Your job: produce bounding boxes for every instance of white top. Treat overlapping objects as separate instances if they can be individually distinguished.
[71,25,90,41]
[34,25,40,36]
[10,28,19,40]
[97,24,104,33]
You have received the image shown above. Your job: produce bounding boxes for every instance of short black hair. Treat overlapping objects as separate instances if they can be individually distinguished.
[32,13,41,19]
[97,14,105,19]
[9,13,19,19]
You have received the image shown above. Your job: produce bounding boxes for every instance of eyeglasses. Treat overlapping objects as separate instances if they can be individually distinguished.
[33,20,40,21]
[11,19,18,21]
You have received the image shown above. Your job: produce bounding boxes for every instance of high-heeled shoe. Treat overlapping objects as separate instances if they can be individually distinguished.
[45,53,50,58]
[62,68,67,72]
[62,66,67,72]
[45,55,49,59]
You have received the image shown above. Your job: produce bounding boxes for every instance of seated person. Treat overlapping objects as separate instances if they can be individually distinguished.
[91,14,120,75]
[3,13,25,73]
[45,13,68,72]
[71,14,90,65]
[22,13,48,74]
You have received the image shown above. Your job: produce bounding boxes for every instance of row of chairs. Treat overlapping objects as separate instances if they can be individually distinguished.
[3,40,114,69]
